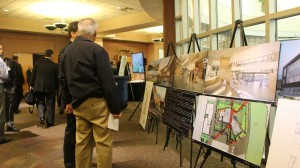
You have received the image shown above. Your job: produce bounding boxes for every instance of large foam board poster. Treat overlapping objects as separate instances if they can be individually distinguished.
[192,95,271,166]
[266,99,300,168]
[173,52,208,93]
[148,85,167,120]
[276,39,300,100]
[139,81,154,130]
[204,42,280,102]
[147,56,176,87]
[163,88,197,137]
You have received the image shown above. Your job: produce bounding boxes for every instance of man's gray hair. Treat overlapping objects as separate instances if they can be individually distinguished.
[78,18,98,36]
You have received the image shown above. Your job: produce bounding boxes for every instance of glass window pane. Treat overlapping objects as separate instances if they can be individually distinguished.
[244,23,266,46]
[200,0,209,33]
[218,31,232,49]
[242,0,264,20]
[188,0,194,34]
[277,0,300,12]
[217,0,232,28]
[277,15,300,41]
[200,37,210,51]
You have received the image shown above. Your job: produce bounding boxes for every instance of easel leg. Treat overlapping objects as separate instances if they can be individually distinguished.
[231,159,236,168]
[163,126,172,150]
[194,145,204,168]
[155,119,159,144]
[147,116,153,134]
[179,134,183,167]
[200,148,211,168]
[128,96,143,121]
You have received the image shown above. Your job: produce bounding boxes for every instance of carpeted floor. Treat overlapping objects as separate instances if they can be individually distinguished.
[0,102,266,168]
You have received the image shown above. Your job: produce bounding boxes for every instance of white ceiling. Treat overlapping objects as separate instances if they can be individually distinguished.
[0,0,143,22]
[0,0,163,36]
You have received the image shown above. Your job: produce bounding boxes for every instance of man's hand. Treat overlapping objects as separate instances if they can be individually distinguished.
[65,104,73,114]
[113,112,122,119]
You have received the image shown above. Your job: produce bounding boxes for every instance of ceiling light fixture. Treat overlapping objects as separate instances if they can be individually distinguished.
[54,23,67,29]
[44,25,57,31]
[3,9,8,12]
[44,22,68,31]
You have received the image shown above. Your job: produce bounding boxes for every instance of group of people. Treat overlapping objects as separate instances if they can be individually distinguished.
[0,44,25,144]
[1,18,123,168]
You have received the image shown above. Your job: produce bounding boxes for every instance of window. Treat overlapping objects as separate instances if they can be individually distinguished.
[200,37,210,51]
[244,23,266,46]
[277,0,300,12]
[277,15,300,41]
[218,31,232,49]
[217,0,232,28]
[200,0,209,33]
[242,0,264,20]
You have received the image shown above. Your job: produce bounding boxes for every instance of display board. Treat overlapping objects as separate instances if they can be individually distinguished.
[266,99,300,168]
[204,42,280,102]
[139,81,154,130]
[276,39,300,100]
[148,85,167,120]
[146,56,176,87]
[131,52,145,73]
[192,95,271,166]
[163,88,197,138]
[173,52,208,93]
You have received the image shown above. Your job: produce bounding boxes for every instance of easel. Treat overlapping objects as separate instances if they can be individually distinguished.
[194,20,249,167]
[147,113,161,144]
[187,33,204,168]
[128,58,147,121]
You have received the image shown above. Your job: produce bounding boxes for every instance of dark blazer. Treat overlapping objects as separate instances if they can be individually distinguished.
[30,58,58,93]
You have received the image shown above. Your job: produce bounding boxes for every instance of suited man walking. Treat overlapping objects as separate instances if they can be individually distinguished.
[30,49,58,128]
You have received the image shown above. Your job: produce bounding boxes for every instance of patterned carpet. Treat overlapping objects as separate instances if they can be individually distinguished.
[0,102,266,168]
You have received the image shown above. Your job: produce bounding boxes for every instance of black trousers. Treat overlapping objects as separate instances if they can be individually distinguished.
[4,89,14,122]
[35,92,56,125]
[63,113,76,168]
[13,85,23,113]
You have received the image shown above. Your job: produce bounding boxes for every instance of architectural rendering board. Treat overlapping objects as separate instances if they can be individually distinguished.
[277,39,300,99]
[192,95,270,166]
[266,99,300,168]
[163,88,197,137]
[146,56,176,87]
[148,85,167,120]
[204,42,280,102]
[172,52,208,93]
[139,81,153,130]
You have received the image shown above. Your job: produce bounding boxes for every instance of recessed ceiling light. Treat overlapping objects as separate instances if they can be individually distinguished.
[3,9,8,12]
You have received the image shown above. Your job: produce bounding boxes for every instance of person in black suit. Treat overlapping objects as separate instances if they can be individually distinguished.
[58,21,78,168]
[11,56,24,114]
[30,49,58,128]
[26,66,32,86]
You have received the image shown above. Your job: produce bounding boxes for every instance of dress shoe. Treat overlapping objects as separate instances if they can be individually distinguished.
[40,117,45,124]
[7,126,20,132]
[43,122,54,128]
[0,137,11,144]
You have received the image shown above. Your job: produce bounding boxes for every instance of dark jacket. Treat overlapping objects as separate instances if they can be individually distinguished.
[30,58,58,93]
[26,69,32,85]
[58,41,72,108]
[59,36,121,114]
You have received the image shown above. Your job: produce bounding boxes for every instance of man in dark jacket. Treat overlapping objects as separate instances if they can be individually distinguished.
[59,18,122,168]
[3,57,20,132]
[30,49,58,128]
[11,56,24,114]
[58,21,78,168]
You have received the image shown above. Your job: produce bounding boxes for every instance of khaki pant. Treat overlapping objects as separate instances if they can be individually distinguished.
[73,98,112,168]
